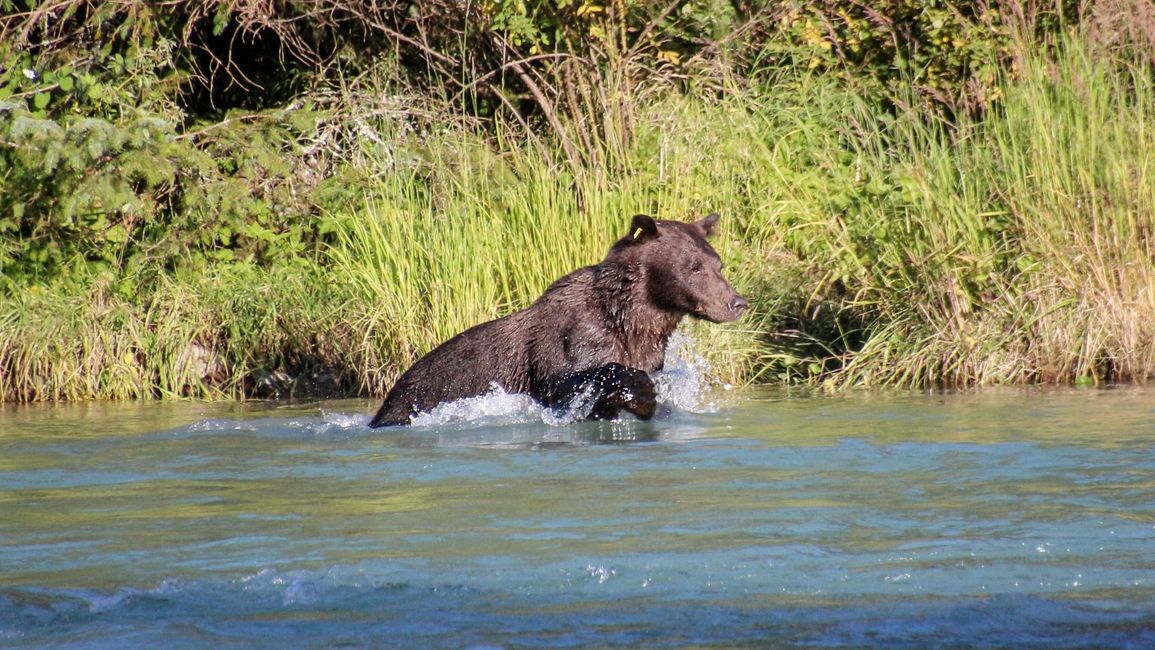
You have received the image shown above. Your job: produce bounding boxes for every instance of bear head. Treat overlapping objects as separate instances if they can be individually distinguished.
[611,213,748,323]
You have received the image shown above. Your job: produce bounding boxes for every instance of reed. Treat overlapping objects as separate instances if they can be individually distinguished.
[325,27,1155,391]
[3,26,1153,401]
[0,264,350,401]
[758,29,1155,386]
[324,116,767,394]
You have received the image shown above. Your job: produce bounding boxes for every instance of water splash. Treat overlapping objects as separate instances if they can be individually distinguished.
[652,331,721,413]
[318,410,371,430]
[410,386,543,427]
[188,418,250,432]
[402,332,720,428]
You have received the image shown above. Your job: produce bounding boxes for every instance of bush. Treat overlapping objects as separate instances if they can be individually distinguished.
[3,0,1153,400]
[0,97,334,283]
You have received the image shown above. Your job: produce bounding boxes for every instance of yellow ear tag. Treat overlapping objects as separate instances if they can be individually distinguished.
[632,227,644,240]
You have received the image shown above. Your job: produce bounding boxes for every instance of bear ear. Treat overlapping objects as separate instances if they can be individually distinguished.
[694,213,721,238]
[627,214,660,244]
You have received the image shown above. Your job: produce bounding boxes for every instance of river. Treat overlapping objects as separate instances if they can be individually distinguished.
[2,378,1154,648]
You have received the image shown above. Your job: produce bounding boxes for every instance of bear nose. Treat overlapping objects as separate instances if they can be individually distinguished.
[730,296,749,314]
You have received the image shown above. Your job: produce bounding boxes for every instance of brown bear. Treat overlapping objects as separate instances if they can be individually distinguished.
[368,213,747,427]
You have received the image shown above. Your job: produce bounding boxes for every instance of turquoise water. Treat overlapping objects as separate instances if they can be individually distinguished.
[2,385,1155,648]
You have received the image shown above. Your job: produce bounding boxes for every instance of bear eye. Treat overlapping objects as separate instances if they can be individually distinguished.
[689,261,704,274]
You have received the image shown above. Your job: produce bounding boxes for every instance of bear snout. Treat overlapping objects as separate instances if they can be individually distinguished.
[693,292,748,323]
[729,295,749,316]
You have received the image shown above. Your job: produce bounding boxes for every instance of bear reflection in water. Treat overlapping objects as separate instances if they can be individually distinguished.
[368,213,748,427]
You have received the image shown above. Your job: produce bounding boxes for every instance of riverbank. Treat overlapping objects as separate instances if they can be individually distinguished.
[3,3,1154,401]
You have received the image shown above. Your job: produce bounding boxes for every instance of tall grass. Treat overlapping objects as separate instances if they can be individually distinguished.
[329,27,1155,392]
[995,36,1155,382]
[0,264,351,401]
[799,31,1155,386]
[325,108,774,393]
[3,27,1153,401]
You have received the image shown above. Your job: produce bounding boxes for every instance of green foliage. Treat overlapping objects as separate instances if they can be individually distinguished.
[485,0,741,59]
[0,2,348,284]
[0,99,330,283]
[3,0,1155,401]
[768,0,1024,114]
[754,27,1155,387]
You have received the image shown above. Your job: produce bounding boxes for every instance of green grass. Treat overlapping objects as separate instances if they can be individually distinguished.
[324,115,769,394]
[773,31,1155,387]
[327,27,1155,391]
[3,28,1154,401]
[0,263,351,401]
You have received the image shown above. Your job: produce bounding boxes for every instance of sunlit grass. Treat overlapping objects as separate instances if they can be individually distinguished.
[325,118,767,393]
[0,264,349,401]
[3,29,1153,400]
[794,31,1155,386]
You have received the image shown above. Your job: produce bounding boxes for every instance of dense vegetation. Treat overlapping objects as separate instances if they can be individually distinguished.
[2,0,1153,401]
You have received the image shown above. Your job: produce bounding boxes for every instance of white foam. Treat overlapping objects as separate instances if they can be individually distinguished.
[320,411,372,429]
[652,331,718,413]
[409,385,543,427]
[187,419,233,432]
[403,331,718,428]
